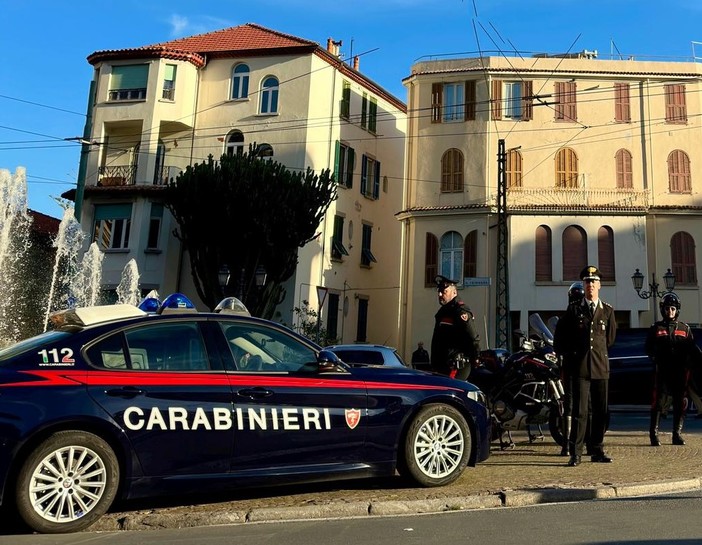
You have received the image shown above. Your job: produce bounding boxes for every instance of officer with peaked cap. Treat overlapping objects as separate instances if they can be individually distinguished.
[554,266,617,466]
[430,275,481,380]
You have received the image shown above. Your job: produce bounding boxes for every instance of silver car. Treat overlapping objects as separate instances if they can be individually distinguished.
[327,344,410,368]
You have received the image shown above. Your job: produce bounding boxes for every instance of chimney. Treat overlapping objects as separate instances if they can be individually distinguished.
[327,38,342,57]
[327,38,333,53]
[353,55,360,71]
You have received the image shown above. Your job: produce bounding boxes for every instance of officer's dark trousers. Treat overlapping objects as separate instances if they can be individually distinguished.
[570,377,608,456]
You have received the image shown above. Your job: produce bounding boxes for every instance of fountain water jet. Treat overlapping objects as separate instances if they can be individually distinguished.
[116,259,141,306]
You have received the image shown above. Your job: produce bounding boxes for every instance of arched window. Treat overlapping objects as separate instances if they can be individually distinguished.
[231,64,250,99]
[668,150,691,193]
[555,147,579,188]
[671,231,697,285]
[424,232,438,287]
[615,149,633,188]
[225,130,244,156]
[597,226,615,281]
[464,230,477,278]
[535,225,552,281]
[255,143,274,157]
[440,231,463,284]
[260,76,279,114]
[440,148,464,192]
[562,225,587,281]
[506,149,523,188]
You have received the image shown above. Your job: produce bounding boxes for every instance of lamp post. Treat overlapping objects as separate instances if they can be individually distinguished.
[631,268,676,320]
[218,264,230,295]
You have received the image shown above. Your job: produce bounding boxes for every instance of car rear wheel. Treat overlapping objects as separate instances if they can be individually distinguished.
[402,404,471,487]
[15,431,119,534]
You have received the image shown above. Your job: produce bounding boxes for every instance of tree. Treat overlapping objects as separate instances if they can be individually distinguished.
[163,149,337,318]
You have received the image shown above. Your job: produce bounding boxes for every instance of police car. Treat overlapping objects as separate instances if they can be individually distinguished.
[0,294,490,534]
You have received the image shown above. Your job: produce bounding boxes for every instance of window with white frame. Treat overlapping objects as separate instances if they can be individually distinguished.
[443,83,465,122]
[146,203,163,250]
[260,76,279,114]
[440,231,463,284]
[93,204,132,250]
[225,130,244,156]
[334,141,355,188]
[162,64,177,100]
[231,64,250,99]
[503,82,523,119]
[361,155,380,199]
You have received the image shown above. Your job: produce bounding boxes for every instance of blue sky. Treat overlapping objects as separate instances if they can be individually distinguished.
[2,0,702,217]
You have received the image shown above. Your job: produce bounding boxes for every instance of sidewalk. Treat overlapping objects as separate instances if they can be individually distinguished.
[92,419,702,532]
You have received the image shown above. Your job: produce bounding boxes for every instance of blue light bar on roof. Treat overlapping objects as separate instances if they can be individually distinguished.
[158,293,196,314]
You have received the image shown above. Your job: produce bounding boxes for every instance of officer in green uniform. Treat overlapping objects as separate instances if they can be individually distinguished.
[430,275,481,380]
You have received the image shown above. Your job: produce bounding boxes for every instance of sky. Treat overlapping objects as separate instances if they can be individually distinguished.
[2,0,702,218]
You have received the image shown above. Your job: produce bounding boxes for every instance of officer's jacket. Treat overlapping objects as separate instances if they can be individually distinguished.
[430,297,480,370]
[645,319,697,372]
[554,299,617,379]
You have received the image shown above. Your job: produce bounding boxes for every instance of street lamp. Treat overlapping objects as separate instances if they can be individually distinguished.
[631,268,675,319]
[254,265,267,288]
[218,264,230,294]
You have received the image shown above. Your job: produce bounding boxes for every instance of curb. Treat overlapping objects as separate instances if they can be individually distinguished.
[91,477,702,532]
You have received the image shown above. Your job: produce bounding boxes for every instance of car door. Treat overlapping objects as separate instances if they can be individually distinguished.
[214,319,368,474]
[85,319,235,476]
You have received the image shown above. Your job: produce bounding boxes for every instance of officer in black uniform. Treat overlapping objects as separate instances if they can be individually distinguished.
[554,266,617,467]
[646,292,700,446]
[430,275,481,380]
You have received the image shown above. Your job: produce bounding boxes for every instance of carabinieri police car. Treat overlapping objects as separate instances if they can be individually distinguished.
[0,294,490,534]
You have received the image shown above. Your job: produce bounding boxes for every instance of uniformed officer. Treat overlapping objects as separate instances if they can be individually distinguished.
[430,275,481,380]
[554,266,617,466]
[645,292,700,446]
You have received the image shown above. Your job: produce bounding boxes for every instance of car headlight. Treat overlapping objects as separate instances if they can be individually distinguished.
[467,389,487,406]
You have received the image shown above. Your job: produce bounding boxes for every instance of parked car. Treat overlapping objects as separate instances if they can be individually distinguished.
[608,327,702,406]
[327,344,409,368]
[0,294,490,534]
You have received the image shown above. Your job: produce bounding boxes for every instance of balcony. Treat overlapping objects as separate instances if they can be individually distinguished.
[98,165,137,186]
[506,187,650,212]
[154,165,182,186]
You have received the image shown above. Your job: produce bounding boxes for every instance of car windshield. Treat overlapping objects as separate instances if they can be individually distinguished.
[0,331,72,363]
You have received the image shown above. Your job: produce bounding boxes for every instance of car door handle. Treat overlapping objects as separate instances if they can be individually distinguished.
[237,388,273,399]
[105,387,145,398]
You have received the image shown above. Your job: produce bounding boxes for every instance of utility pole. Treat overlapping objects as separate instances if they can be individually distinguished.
[495,139,510,349]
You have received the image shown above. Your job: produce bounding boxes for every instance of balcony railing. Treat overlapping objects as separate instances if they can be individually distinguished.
[98,165,137,186]
[505,186,650,212]
[154,165,182,186]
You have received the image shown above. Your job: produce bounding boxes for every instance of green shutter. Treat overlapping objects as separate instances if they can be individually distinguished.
[334,140,340,180]
[95,203,132,220]
[347,148,354,188]
[111,65,148,90]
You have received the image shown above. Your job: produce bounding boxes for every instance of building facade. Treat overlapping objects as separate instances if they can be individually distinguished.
[69,24,406,346]
[399,53,702,355]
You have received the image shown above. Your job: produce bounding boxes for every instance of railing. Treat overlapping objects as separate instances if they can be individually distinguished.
[154,165,182,186]
[108,88,147,101]
[98,165,137,186]
[505,187,650,211]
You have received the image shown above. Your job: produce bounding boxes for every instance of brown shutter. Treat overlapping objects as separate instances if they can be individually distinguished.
[464,230,477,277]
[562,226,587,281]
[566,81,577,121]
[535,226,552,281]
[597,226,615,281]
[425,232,438,286]
[464,80,476,120]
[431,83,442,123]
[491,80,502,120]
[522,80,533,121]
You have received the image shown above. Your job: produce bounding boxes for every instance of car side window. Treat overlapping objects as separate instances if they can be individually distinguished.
[219,322,316,372]
[87,322,210,371]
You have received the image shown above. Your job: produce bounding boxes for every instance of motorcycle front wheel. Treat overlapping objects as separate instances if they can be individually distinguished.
[548,408,566,447]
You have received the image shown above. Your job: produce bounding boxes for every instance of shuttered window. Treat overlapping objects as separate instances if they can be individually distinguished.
[440,232,463,285]
[668,149,691,193]
[597,226,615,281]
[555,148,579,188]
[615,149,633,188]
[671,231,697,285]
[522,80,533,121]
[465,80,476,121]
[109,64,148,101]
[562,225,588,281]
[441,148,464,192]
[535,225,552,281]
[506,149,523,187]
[555,81,577,121]
[431,83,442,123]
[425,233,438,287]
[665,84,687,124]
[614,83,630,122]
[491,80,502,120]
[463,230,477,278]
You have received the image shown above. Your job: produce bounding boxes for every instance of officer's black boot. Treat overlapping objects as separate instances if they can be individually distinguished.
[672,412,685,445]
[560,416,571,456]
[649,410,661,446]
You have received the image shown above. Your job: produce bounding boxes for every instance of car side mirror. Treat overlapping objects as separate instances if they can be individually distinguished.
[317,349,342,372]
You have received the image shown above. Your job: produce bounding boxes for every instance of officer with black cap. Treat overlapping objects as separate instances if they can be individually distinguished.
[554,265,617,466]
[430,275,481,380]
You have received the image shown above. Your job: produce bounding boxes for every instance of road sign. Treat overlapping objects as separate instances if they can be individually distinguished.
[464,277,492,287]
[316,286,329,307]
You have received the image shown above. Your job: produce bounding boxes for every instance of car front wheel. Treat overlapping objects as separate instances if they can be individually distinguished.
[402,404,471,487]
[15,431,119,534]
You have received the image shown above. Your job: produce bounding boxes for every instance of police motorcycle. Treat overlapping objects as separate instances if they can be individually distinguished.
[470,313,565,450]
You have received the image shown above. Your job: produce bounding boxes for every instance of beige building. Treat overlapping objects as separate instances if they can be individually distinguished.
[400,53,702,355]
[70,24,406,346]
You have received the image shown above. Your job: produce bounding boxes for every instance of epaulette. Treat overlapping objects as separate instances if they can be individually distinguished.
[602,301,613,308]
